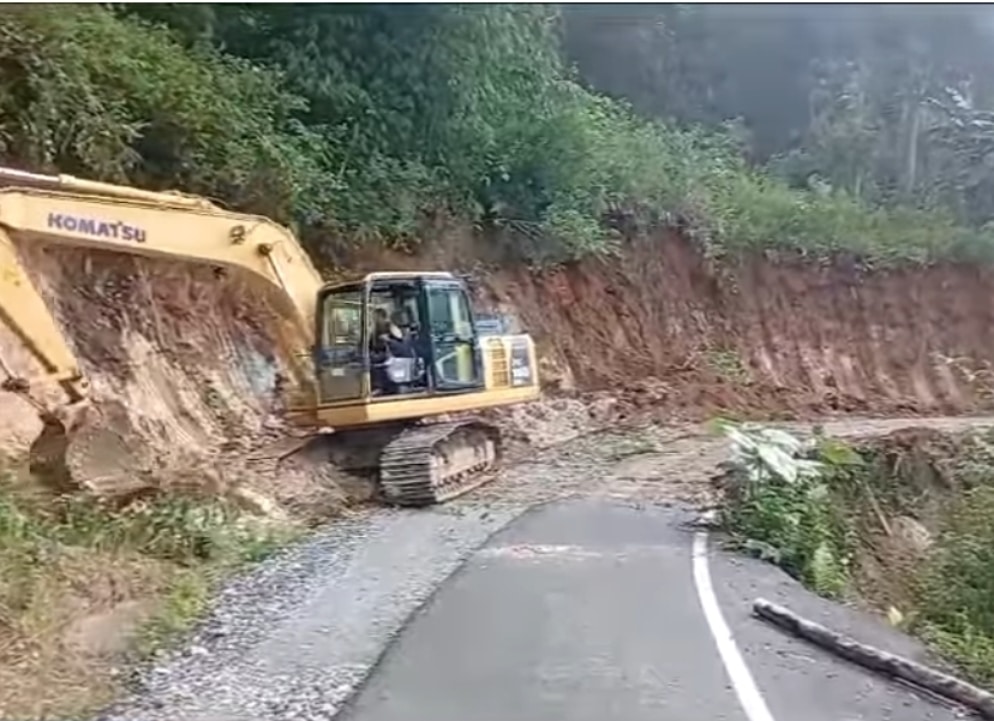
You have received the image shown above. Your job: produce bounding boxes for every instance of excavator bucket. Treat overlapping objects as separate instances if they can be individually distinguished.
[27,399,155,500]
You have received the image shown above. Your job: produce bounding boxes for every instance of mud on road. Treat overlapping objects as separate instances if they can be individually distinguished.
[94,414,994,721]
[470,412,994,510]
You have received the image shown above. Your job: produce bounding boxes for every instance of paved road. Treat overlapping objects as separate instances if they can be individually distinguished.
[338,499,962,721]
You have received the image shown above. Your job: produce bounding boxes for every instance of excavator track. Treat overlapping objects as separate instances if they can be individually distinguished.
[378,420,502,506]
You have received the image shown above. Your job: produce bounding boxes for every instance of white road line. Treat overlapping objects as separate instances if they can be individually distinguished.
[692,530,777,721]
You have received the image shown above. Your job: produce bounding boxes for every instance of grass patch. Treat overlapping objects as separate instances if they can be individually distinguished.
[705,348,751,384]
[135,570,212,657]
[719,422,994,688]
[0,458,299,720]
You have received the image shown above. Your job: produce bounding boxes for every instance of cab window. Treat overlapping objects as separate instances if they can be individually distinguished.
[426,285,473,338]
[321,289,363,358]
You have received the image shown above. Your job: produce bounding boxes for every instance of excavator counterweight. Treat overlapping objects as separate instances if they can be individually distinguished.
[0,168,540,505]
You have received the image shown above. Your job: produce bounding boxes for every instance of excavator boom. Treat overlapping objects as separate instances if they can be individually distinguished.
[0,168,324,407]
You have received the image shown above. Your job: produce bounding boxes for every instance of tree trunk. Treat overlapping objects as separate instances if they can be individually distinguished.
[753,598,994,719]
[905,99,921,196]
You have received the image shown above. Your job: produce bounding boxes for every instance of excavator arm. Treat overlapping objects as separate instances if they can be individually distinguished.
[0,168,325,413]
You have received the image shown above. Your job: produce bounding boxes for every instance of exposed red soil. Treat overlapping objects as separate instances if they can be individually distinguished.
[5,225,994,510]
[0,242,343,516]
[347,229,994,424]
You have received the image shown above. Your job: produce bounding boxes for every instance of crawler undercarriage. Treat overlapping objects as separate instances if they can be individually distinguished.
[323,418,503,506]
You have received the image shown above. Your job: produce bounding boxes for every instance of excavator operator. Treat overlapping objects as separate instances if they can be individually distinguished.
[370,307,417,394]
[371,307,414,357]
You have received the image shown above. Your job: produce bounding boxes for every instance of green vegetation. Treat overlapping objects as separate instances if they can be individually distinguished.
[717,421,859,597]
[917,485,994,684]
[705,348,751,384]
[0,457,295,718]
[720,422,994,687]
[0,5,324,221]
[4,4,994,265]
[0,487,289,572]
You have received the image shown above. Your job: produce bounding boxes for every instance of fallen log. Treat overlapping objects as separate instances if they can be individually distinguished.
[753,597,994,719]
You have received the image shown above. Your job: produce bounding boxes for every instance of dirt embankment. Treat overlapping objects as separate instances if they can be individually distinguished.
[5,227,994,509]
[484,232,994,421]
[0,243,344,519]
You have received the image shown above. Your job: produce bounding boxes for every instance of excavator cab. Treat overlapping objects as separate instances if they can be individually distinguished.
[313,272,485,405]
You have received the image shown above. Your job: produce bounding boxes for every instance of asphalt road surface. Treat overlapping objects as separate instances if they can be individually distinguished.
[338,499,964,721]
[101,417,994,721]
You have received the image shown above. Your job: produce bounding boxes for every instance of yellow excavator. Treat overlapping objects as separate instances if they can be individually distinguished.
[0,167,540,506]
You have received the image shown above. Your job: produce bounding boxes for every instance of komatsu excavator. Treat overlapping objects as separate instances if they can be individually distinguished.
[0,168,540,506]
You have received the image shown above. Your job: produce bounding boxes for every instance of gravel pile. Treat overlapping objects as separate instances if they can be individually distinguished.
[95,506,520,721]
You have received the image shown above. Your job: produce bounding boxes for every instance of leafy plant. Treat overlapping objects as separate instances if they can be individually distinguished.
[717,421,859,597]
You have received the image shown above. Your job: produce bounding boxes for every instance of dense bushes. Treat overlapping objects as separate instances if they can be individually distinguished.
[4,4,994,265]
[721,423,994,685]
[0,5,326,220]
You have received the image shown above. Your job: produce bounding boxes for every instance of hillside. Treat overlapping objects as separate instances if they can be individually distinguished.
[8,223,994,491]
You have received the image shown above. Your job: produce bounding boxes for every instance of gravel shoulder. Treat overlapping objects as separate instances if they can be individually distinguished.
[95,507,520,721]
[93,414,994,721]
